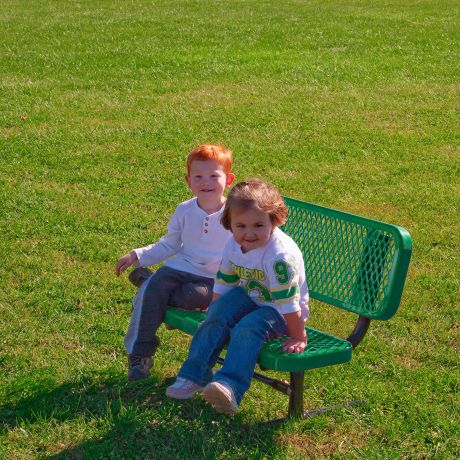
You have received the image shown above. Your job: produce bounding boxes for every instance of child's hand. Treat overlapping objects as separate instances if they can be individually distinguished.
[282,311,307,353]
[115,251,138,277]
[281,337,307,354]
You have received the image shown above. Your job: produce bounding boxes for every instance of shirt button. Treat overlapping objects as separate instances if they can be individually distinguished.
[205,217,209,221]
[204,229,208,233]
[205,223,208,227]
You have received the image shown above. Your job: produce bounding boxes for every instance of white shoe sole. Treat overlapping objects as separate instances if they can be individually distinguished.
[203,382,238,415]
[166,386,204,400]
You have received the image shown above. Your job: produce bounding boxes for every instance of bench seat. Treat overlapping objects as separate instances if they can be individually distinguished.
[165,308,352,372]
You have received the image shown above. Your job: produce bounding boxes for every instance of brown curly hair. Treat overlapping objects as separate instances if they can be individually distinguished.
[221,179,288,230]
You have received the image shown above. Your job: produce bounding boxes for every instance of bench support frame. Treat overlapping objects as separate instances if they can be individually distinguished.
[347,316,371,349]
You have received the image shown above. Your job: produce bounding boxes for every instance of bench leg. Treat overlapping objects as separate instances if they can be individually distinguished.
[288,371,305,418]
[288,371,362,419]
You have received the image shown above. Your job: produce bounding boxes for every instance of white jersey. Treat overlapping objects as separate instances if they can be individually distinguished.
[134,198,232,278]
[214,228,309,320]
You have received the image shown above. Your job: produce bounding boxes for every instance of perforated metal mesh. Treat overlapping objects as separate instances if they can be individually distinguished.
[282,199,399,318]
[165,309,206,335]
[263,328,350,356]
[166,309,353,371]
[259,326,352,371]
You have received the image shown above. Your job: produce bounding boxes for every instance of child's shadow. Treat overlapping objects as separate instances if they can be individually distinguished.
[1,372,285,459]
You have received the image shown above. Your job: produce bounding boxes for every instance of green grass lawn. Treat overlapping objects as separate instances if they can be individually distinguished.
[1,0,459,458]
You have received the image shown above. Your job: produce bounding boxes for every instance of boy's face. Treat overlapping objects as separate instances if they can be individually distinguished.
[185,160,234,203]
[230,206,275,253]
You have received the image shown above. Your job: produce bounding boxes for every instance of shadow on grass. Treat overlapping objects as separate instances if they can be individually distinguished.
[1,372,286,459]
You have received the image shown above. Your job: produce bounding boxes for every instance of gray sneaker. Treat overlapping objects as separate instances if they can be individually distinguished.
[127,354,153,381]
[128,268,153,288]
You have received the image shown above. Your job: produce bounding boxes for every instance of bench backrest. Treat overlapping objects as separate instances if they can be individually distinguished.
[282,197,412,320]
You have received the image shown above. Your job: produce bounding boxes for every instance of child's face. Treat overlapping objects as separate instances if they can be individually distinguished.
[230,206,275,253]
[186,160,234,203]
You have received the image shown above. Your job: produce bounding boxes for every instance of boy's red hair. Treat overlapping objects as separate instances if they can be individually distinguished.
[187,144,233,174]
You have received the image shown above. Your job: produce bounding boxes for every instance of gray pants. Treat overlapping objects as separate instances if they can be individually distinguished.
[124,266,214,357]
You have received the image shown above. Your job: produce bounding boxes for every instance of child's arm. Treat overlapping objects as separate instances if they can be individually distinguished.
[282,310,307,354]
[266,254,307,354]
[115,206,183,277]
[133,208,182,267]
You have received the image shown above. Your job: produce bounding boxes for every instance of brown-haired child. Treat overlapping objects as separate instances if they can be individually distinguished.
[166,179,309,414]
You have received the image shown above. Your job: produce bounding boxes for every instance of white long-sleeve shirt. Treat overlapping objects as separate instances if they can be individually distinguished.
[214,228,310,320]
[134,198,232,279]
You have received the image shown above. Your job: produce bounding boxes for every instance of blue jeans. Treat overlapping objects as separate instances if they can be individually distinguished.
[178,287,287,404]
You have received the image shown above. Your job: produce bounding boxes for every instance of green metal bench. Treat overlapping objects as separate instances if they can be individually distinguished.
[165,196,412,418]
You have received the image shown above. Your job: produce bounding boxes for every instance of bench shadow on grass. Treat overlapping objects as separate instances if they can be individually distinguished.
[1,372,285,459]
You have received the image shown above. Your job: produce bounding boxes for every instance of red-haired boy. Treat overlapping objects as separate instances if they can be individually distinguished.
[116,145,235,380]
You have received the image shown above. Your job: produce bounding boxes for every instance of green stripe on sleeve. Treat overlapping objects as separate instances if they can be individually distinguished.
[216,270,240,285]
[271,285,300,301]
